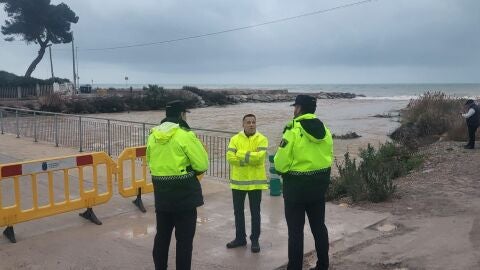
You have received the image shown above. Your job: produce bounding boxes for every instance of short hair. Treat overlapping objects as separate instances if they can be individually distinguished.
[243,114,256,121]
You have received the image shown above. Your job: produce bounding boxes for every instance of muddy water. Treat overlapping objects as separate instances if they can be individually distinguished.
[89,99,408,161]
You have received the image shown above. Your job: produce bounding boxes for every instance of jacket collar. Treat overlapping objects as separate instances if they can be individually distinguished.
[294,113,316,122]
[161,117,191,130]
[240,130,258,138]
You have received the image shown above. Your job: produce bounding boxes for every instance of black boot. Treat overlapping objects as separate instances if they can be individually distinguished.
[251,239,260,253]
[226,239,247,248]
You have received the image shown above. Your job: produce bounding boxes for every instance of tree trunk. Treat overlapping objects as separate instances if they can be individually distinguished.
[25,43,48,78]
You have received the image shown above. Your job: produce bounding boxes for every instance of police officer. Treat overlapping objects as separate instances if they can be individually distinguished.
[146,100,209,270]
[462,99,479,149]
[226,114,269,253]
[274,95,333,270]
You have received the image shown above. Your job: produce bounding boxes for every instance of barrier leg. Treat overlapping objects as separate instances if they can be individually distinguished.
[3,226,16,243]
[79,208,102,225]
[132,188,146,213]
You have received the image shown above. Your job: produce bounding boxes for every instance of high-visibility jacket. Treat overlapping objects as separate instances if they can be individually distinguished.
[227,131,268,191]
[146,120,208,211]
[147,121,208,177]
[274,113,333,174]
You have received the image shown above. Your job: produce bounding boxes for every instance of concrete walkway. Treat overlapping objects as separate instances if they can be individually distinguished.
[0,134,389,269]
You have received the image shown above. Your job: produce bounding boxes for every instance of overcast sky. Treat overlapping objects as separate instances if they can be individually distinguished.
[0,0,479,84]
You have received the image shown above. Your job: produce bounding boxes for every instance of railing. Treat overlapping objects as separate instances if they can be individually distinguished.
[0,84,53,99]
[0,107,234,180]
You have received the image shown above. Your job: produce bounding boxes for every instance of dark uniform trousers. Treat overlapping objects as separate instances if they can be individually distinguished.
[284,194,329,270]
[232,189,262,241]
[467,125,478,148]
[153,208,197,270]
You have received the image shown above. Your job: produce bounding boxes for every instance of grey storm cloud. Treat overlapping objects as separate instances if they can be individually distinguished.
[0,0,479,83]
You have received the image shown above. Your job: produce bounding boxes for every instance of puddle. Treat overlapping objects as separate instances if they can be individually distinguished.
[376,223,397,232]
[197,217,213,224]
[111,223,156,240]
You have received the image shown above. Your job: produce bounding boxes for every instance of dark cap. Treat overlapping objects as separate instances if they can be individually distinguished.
[465,99,475,105]
[166,100,190,117]
[291,94,317,108]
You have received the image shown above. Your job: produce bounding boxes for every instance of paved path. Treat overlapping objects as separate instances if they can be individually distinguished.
[0,134,389,269]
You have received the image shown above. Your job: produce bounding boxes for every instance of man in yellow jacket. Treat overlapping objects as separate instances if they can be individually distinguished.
[226,114,268,253]
[146,100,208,270]
[274,95,333,270]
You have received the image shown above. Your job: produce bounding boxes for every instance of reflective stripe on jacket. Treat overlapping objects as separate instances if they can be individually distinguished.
[227,131,268,190]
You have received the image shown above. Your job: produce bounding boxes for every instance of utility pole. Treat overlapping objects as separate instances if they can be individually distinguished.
[76,46,80,87]
[71,32,77,93]
[48,45,54,80]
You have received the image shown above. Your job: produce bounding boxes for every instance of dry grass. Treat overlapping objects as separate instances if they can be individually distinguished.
[391,92,476,147]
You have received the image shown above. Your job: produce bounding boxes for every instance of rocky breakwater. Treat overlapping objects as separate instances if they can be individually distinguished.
[215,89,362,103]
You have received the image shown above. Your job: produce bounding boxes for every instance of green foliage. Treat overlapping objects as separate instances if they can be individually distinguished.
[0,70,70,86]
[65,98,96,114]
[92,96,126,113]
[59,85,199,114]
[1,0,79,77]
[327,142,423,203]
[144,85,167,109]
[326,152,365,202]
[1,0,78,43]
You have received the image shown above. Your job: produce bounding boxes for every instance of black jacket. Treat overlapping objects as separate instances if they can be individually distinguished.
[466,104,480,127]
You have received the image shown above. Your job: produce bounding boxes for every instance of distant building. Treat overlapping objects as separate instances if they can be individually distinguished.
[79,84,92,93]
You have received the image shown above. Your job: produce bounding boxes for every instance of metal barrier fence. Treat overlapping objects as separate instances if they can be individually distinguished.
[0,85,53,99]
[0,152,116,243]
[0,107,233,180]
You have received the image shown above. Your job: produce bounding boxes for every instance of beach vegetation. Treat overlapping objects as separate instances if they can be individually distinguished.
[0,70,70,87]
[391,92,474,148]
[327,142,422,203]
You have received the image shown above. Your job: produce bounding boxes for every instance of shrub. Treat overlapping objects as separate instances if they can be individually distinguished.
[326,152,365,202]
[92,96,126,113]
[144,85,167,109]
[38,93,64,112]
[327,142,422,203]
[0,70,70,87]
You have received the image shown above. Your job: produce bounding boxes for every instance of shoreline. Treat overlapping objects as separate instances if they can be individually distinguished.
[0,87,365,114]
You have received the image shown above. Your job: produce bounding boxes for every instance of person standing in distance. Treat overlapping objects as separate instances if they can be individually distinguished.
[146,100,209,270]
[274,95,334,270]
[226,114,269,253]
[462,99,479,149]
